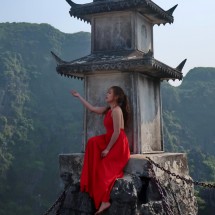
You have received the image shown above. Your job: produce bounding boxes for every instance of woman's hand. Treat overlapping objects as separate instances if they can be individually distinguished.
[101,149,109,158]
[70,90,80,98]
[70,90,106,114]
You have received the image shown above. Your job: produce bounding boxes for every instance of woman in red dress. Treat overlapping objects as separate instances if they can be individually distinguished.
[71,86,130,214]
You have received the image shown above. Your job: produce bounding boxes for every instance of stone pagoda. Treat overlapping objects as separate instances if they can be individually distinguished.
[52,0,197,214]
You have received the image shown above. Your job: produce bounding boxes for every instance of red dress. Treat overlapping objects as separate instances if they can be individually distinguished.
[80,109,130,209]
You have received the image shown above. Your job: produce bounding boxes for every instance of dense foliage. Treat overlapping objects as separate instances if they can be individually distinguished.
[162,69,215,214]
[0,23,90,215]
[0,22,215,214]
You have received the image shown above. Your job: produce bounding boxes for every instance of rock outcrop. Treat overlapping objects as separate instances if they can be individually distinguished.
[57,153,198,215]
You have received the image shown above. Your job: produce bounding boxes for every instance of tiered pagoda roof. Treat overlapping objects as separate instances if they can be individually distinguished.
[52,0,185,81]
[51,51,185,81]
[66,0,178,25]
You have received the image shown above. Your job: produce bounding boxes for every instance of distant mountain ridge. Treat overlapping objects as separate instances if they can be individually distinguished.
[0,22,214,215]
[162,67,215,154]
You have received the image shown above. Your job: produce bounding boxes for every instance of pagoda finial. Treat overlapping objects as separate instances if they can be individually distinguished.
[145,49,153,57]
[166,4,178,15]
[65,0,78,7]
[176,59,187,72]
[51,51,67,65]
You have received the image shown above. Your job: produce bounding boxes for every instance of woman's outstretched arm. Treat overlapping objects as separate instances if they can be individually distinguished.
[101,107,121,157]
[71,90,107,114]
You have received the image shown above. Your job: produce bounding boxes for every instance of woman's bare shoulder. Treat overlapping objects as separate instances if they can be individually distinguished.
[112,106,122,114]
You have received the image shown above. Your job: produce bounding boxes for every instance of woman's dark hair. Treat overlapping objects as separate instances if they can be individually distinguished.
[105,86,130,127]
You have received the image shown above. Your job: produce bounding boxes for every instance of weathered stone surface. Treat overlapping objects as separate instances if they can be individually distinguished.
[84,73,163,154]
[140,201,165,215]
[59,153,84,184]
[103,178,138,215]
[58,153,198,215]
[58,175,138,215]
[59,184,95,215]
[124,153,189,177]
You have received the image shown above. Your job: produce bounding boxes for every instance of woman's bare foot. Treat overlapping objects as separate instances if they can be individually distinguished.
[95,202,111,214]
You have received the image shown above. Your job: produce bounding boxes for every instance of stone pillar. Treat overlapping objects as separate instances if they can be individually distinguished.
[82,10,159,154]
[91,11,153,53]
[84,72,163,154]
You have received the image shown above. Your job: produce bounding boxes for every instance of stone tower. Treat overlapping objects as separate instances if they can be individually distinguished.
[53,0,186,154]
[52,1,197,214]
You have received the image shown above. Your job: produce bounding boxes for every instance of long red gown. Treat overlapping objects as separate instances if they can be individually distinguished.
[80,109,130,209]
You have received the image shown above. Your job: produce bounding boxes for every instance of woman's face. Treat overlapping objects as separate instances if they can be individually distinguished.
[105,88,116,103]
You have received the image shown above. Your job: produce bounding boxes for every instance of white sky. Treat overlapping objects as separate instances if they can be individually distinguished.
[1,0,215,80]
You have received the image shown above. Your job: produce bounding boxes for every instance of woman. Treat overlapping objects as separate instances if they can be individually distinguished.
[71,86,130,214]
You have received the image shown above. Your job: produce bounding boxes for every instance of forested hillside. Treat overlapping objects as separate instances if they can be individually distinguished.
[162,68,215,181]
[0,23,90,215]
[162,69,215,214]
[0,23,215,215]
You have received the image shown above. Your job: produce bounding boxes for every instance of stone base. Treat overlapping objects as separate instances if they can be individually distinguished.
[124,153,189,177]
[58,153,198,215]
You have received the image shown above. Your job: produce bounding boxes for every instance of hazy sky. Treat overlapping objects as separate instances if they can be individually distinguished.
[1,0,215,79]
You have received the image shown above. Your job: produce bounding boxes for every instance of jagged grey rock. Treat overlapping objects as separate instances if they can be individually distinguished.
[57,183,95,215]
[58,153,198,215]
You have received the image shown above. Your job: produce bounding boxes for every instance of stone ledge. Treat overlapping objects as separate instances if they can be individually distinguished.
[59,153,189,183]
[124,153,189,177]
